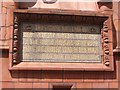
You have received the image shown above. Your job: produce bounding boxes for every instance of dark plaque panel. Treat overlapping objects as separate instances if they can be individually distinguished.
[21,17,102,63]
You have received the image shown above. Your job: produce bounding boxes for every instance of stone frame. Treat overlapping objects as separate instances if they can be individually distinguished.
[9,9,114,71]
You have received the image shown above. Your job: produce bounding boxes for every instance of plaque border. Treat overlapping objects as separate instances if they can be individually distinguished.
[9,9,114,71]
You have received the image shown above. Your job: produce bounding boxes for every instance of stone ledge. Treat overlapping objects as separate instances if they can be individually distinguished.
[113,48,120,53]
[0,45,9,50]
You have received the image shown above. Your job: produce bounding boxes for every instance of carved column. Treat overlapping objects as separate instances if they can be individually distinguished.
[113,1,120,52]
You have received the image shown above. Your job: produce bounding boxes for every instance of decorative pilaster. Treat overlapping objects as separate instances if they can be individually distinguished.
[113,1,120,52]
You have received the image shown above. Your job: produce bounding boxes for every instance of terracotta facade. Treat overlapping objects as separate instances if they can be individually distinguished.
[0,0,120,89]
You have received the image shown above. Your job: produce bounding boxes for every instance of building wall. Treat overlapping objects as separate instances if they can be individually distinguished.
[0,1,120,89]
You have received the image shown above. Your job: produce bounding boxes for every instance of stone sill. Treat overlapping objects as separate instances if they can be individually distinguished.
[0,45,9,50]
[113,48,120,53]
[9,62,114,71]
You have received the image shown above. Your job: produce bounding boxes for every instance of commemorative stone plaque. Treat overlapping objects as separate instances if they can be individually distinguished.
[20,15,102,63]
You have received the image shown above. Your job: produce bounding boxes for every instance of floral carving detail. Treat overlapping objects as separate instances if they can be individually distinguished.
[104,44,109,50]
[104,55,109,61]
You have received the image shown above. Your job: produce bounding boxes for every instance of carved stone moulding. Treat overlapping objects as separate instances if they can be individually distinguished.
[12,15,19,64]
[10,9,114,71]
[101,19,113,67]
[97,0,113,12]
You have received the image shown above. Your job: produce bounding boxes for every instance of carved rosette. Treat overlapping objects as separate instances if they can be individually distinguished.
[102,20,110,66]
[13,15,19,64]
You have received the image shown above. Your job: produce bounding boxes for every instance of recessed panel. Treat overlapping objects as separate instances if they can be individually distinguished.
[20,15,102,63]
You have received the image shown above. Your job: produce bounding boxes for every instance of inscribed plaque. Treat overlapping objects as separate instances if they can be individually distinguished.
[21,19,102,63]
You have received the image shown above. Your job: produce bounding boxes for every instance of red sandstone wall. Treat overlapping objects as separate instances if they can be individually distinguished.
[0,1,120,89]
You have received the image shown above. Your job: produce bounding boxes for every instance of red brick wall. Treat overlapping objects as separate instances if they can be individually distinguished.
[0,1,120,89]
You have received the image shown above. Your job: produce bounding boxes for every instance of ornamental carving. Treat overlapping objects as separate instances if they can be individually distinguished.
[12,12,113,70]
[102,20,111,66]
[13,15,19,64]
